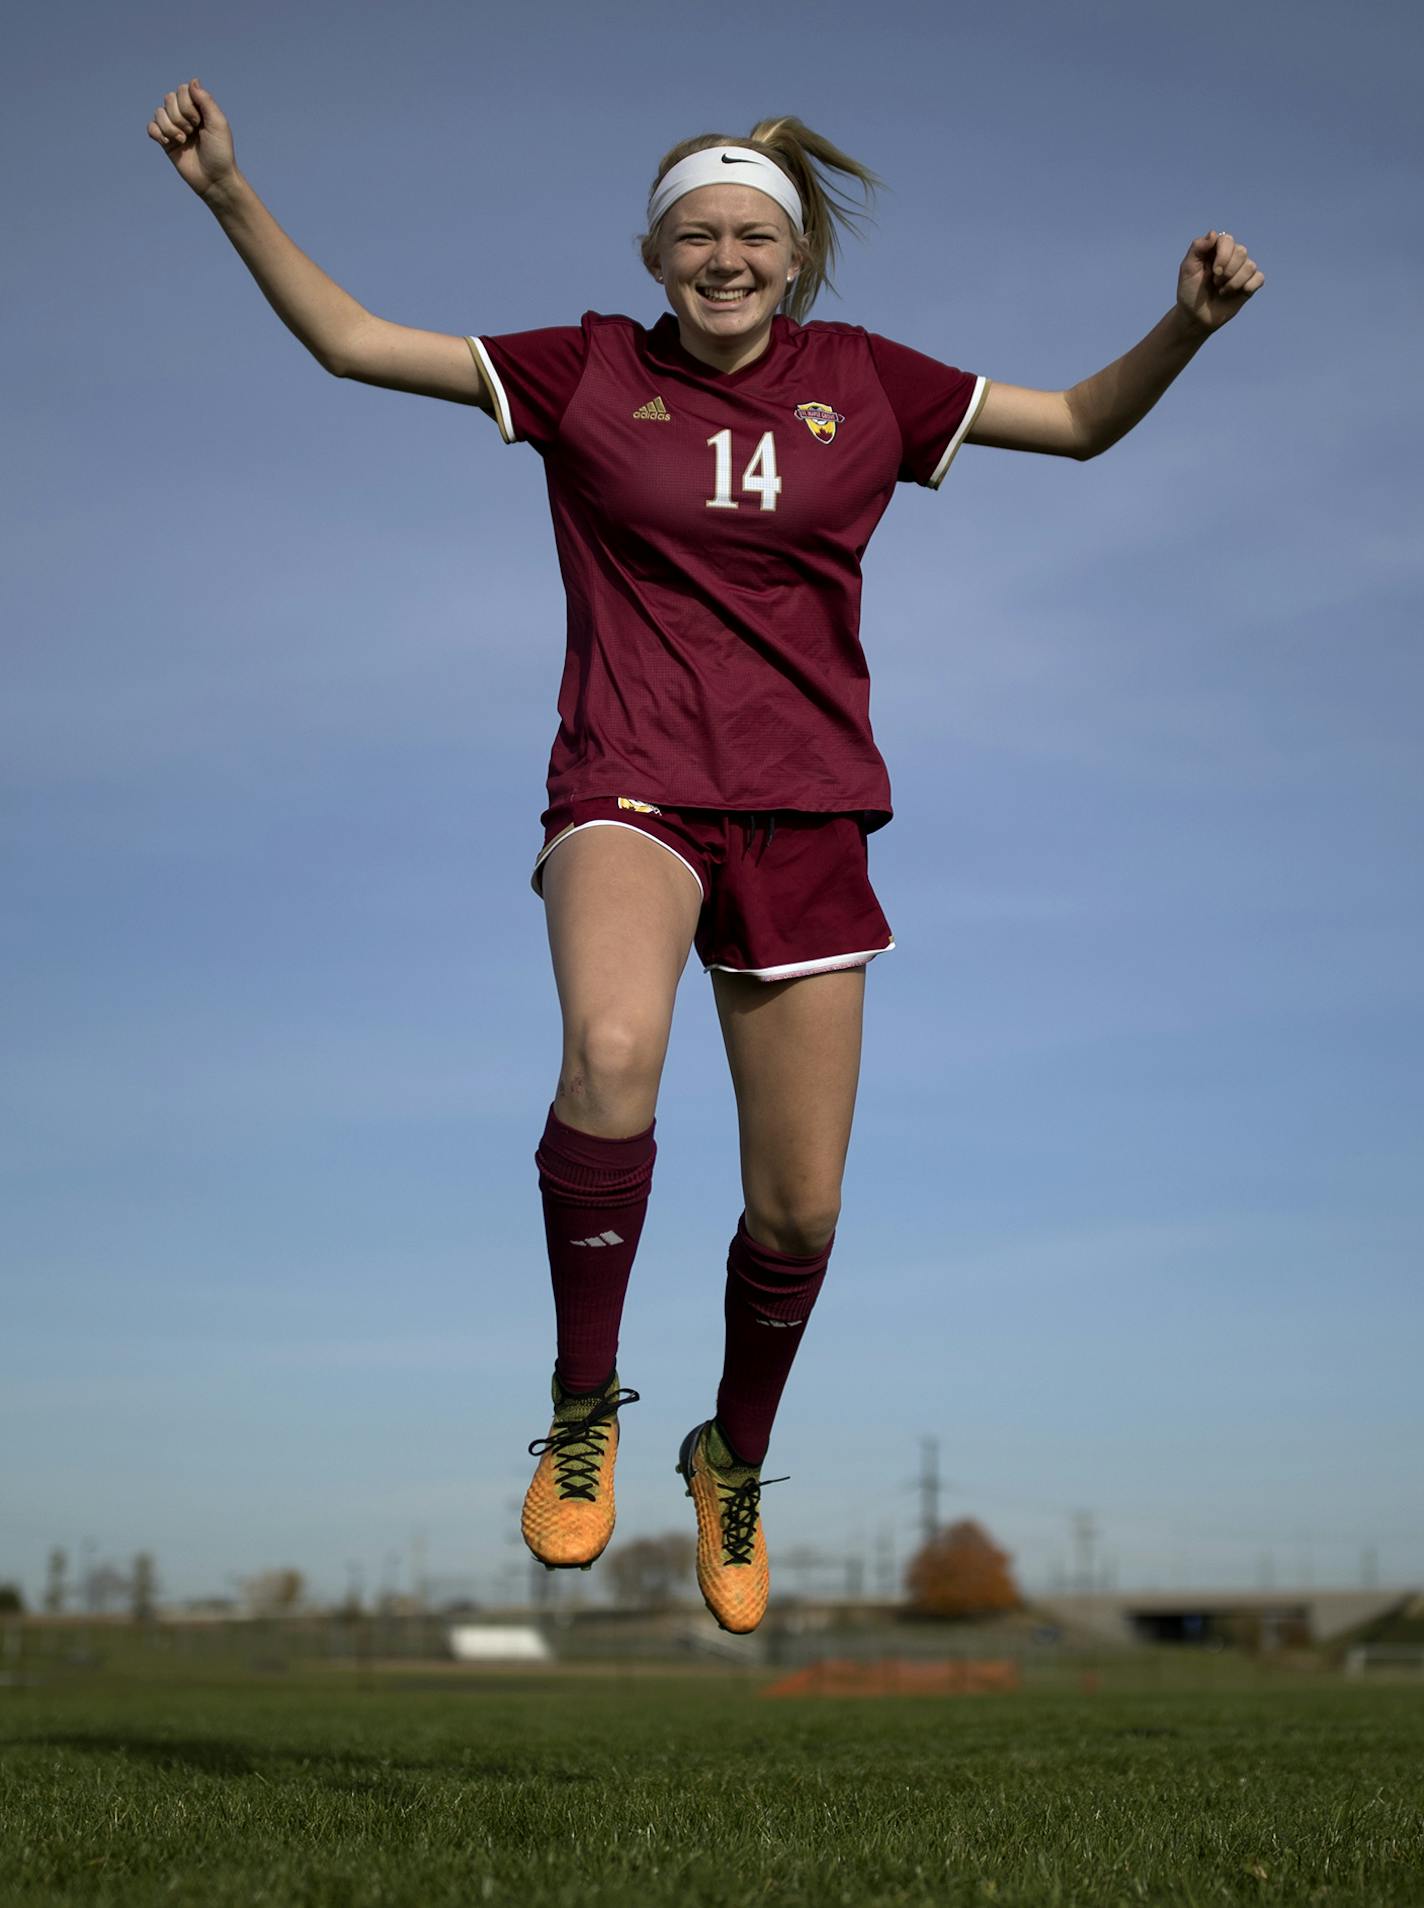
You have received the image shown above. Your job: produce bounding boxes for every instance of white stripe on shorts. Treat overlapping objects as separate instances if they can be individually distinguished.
[704,940,896,983]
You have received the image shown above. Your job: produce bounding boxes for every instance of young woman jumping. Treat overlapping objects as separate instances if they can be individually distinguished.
[148,80,1263,1634]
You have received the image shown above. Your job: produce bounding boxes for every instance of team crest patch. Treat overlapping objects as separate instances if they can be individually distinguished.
[617,796,662,815]
[794,400,846,443]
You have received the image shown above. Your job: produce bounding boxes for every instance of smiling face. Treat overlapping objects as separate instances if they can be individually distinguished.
[648,182,802,372]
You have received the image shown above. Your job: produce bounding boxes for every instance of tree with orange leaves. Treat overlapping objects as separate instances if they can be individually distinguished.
[905,1518,1021,1617]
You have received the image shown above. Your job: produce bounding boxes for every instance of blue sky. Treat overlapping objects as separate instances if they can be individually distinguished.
[4,0,1421,1611]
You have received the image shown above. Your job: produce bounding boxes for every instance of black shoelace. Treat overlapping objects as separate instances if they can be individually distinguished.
[716,1469,789,1566]
[527,1386,640,1502]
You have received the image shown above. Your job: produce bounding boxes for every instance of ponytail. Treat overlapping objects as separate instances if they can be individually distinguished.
[639,117,882,322]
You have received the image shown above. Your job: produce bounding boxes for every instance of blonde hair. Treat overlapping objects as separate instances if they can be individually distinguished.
[639,116,882,323]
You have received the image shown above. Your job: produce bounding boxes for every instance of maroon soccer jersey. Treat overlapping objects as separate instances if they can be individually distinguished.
[467,312,986,829]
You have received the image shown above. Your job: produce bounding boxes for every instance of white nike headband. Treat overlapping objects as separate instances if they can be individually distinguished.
[647,146,804,236]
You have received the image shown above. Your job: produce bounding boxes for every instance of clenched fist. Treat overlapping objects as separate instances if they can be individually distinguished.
[1178,227,1265,334]
[146,78,236,201]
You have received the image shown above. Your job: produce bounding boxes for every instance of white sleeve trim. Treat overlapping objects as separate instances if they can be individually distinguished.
[467,336,515,444]
[927,374,990,489]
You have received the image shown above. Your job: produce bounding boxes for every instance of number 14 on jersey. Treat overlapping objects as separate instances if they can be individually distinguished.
[706,430,782,513]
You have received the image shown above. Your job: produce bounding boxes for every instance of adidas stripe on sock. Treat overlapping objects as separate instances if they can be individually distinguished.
[535,1104,656,1394]
[714,1211,832,1466]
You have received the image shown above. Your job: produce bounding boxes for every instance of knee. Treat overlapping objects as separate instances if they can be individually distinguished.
[743,1198,841,1259]
[560,1019,664,1119]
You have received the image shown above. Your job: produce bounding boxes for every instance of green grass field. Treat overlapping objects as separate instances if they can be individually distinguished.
[2,1654,1422,1906]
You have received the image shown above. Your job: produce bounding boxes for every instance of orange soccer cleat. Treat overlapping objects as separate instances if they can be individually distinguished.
[521,1370,639,1570]
[676,1418,788,1634]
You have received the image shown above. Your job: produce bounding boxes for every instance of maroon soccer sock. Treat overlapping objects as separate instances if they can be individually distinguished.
[714,1212,833,1466]
[535,1104,656,1395]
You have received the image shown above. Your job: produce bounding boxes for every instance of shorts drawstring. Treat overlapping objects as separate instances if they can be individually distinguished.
[741,812,777,861]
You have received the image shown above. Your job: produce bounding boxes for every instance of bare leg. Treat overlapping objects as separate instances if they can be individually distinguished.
[541,826,703,1136]
[711,965,866,1252]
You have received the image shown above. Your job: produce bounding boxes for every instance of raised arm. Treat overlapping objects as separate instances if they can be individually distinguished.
[147,78,493,412]
[965,227,1265,460]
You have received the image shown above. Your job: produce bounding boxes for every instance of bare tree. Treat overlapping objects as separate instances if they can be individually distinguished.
[86,1563,131,1616]
[606,1534,695,1608]
[242,1568,305,1617]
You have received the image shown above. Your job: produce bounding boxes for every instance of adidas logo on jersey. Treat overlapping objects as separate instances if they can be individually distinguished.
[633,396,672,421]
[570,1230,626,1248]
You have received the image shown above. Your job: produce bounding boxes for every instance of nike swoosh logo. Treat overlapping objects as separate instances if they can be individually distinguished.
[720,154,752,165]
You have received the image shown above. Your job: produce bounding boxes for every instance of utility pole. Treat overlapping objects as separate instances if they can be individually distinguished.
[1071,1510,1098,1594]
[918,1437,942,1551]
[531,1555,553,1611]
[875,1524,897,1600]
[43,1548,68,1616]
[1295,1530,1314,1590]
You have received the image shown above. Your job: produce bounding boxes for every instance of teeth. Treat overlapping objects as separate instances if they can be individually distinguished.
[699,288,750,302]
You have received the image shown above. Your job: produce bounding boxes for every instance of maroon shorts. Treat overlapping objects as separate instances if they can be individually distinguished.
[531,796,894,982]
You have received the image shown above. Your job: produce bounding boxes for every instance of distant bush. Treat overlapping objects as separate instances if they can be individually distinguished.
[0,1582,25,1614]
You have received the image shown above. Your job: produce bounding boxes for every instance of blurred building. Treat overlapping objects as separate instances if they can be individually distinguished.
[1034,1588,1415,1652]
